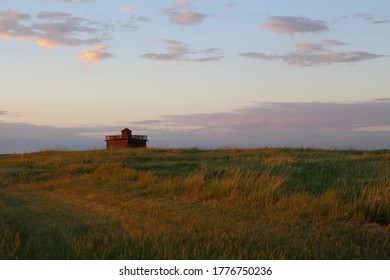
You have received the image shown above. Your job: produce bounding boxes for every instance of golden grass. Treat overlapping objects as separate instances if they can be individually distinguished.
[0,148,389,259]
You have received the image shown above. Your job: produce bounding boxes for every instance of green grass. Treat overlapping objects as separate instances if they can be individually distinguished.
[0,148,389,259]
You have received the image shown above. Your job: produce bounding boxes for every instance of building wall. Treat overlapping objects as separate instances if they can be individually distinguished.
[129,139,147,148]
[121,129,131,139]
[106,139,147,149]
[106,139,129,149]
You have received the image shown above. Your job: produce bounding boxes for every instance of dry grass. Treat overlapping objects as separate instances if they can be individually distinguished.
[0,148,389,259]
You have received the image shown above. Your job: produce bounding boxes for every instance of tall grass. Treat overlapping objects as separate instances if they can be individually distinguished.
[0,148,389,259]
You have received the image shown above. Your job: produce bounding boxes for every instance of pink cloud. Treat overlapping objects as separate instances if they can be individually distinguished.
[240,52,279,60]
[223,2,236,9]
[240,38,386,67]
[174,0,190,9]
[0,10,33,39]
[262,16,328,35]
[0,10,112,66]
[282,49,385,66]
[2,101,390,151]
[293,42,323,52]
[129,101,390,149]
[353,13,390,24]
[78,44,114,63]
[164,39,189,55]
[320,39,348,46]
[168,11,207,25]
[162,0,208,26]
[119,6,136,13]
[140,39,222,62]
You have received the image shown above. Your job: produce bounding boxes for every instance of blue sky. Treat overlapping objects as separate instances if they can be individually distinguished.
[1,0,389,152]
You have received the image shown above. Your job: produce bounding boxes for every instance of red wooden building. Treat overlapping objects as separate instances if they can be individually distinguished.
[105,128,148,149]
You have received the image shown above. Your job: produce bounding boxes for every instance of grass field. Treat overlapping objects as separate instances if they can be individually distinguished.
[0,148,389,259]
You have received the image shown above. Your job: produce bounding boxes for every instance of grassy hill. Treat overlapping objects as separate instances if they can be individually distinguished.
[0,148,389,259]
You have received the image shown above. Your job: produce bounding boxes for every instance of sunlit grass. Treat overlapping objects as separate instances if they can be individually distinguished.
[0,148,389,259]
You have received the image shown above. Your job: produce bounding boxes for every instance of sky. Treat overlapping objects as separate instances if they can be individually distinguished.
[1,0,390,152]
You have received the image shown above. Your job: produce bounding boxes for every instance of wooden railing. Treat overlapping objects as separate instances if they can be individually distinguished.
[105,135,147,141]
[131,135,148,141]
[105,135,122,141]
